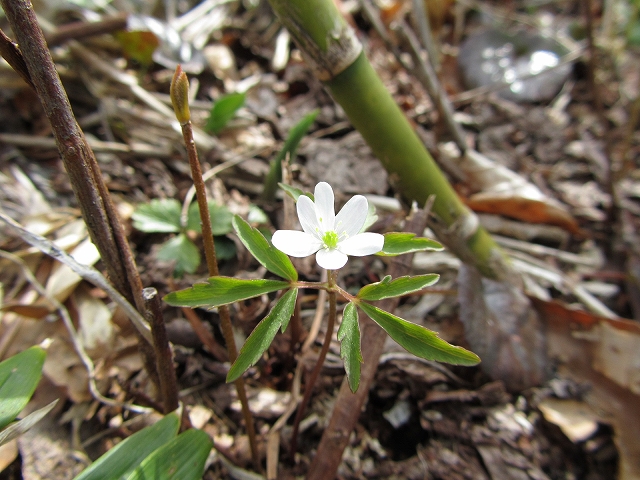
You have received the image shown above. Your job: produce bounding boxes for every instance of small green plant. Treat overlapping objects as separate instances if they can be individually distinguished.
[0,345,57,447]
[74,413,213,480]
[165,182,481,393]
[132,198,235,276]
[262,109,319,201]
[205,92,246,134]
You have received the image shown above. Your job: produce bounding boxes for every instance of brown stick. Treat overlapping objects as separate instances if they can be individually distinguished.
[0,0,159,385]
[307,210,427,480]
[45,12,128,47]
[144,287,180,414]
[290,270,338,455]
[0,28,34,88]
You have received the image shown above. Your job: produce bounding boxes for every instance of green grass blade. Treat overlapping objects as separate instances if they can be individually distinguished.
[263,109,319,200]
[0,346,45,430]
[205,92,246,134]
[125,429,212,480]
[74,413,180,480]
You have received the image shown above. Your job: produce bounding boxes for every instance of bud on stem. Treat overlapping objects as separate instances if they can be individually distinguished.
[170,65,191,124]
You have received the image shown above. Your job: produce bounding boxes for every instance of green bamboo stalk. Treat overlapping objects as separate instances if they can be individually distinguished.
[267,0,512,281]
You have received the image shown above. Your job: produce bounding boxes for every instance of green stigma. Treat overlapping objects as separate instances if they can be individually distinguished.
[322,230,339,249]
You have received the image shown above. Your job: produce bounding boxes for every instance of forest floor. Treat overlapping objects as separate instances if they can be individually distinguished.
[0,0,639,479]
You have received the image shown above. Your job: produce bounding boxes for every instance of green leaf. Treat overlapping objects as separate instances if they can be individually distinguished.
[227,288,298,382]
[277,183,313,203]
[205,92,246,134]
[377,232,443,256]
[186,201,234,236]
[164,277,290,308]
[358,303,481,366]
[125,429,212,480]
[73,413,180,480]
[132,199,182,233]
[232,215,297,281]
[337,303,362,393]
[263,110,319,200]
[157,234,200,276]
[357,274,439,301]
[0,346,45,430]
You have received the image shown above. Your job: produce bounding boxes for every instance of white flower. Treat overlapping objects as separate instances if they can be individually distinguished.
[272,182,384,270]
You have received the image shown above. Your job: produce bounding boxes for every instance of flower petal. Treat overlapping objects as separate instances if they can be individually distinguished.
[297,195,321,238]
[316,248,348,270]
[314,182,335,232]
[335,195,368,238]
[272,230,322,257]
[338,232,384,256]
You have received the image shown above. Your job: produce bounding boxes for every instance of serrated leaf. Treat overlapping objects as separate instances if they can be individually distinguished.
[125,428,212,480]
[358,303,481,366]
[357,274,440,301]
[278,183,313,203]
[163,277,290,308]
[337,303,362,393]
[0,346,45,430]
[74,413,180,480]
[205,92,246,134]
[263,110,319,200]
[186,201,234,236]
[0,399,57,447]
[232,215,297,281]
[227,288,298,382]
[132,199,182,233]
[157,234,200,276]
[377,232,443,256]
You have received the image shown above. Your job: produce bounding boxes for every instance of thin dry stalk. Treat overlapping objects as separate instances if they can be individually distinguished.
[171,66,260,471]
[143,288,180,414]
[290,270,338,455]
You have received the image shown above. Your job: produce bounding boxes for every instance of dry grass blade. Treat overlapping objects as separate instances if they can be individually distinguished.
[0,211,153,345]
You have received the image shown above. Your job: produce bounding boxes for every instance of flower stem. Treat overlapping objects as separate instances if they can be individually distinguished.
[171,67,260,471]
[290,269,338,455]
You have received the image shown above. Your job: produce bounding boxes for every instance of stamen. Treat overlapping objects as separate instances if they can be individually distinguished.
[322,230,339,249]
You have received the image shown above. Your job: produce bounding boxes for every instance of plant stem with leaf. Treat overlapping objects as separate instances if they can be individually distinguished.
[170,67,260,470]
[290,270,338,456]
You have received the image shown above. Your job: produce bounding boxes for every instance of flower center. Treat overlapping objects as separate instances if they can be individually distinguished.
[322,230,339,249]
